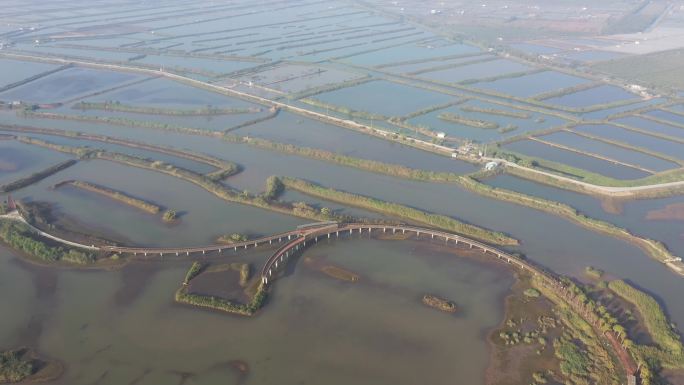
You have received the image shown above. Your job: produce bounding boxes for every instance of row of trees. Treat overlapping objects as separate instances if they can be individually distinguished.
[0,220,95,264]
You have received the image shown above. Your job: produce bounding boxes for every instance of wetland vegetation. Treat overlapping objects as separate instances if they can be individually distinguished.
[280,176,517,245]
[0,159,77,193]
[422,294,458,313]
[1,0,684,384]
[0,219,95,264]
[56,180,162,214]
[175,261,266,316]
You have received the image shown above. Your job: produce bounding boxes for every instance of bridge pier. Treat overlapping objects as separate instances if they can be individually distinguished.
[350,229,353,234]
[263,277,267,285]
[186,251,189,256]
[202,250,205,255]
[269,269,272,276]
[269,239,272,244]
[336,231,339,237]
[328,233,330,239]
[402,229,405,234]
[234,246,237,251]
[383,228,386,233]
[160,253,163,257]
[176,252,179,256]
[275,260,278,268]
[288,235,291,240]
[431,234,434,239]
[144,252,147,257]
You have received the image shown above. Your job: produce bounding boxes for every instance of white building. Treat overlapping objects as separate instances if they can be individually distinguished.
[484,161,499,171]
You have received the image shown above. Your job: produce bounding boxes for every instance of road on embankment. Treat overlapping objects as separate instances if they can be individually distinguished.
[3,52,682,197]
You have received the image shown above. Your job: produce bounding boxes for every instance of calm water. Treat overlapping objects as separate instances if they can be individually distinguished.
[545,85,638,108]
[7,132,216,174]
[84,77,262,110]
[485,174,684,261]
[408,99,567,142]
[0,67,142,103]
[2,104,681,329]
[16,159,306,247]
[572,124,684,160]
[503,139,651,180]
[312,80,455,117]
[538,131,679,172]
[645,109,684,126]
[233,111,476,173]
[613,116,684,141]
[473,71,590,98]
[384,54,496,75]
[343,41,481,67]
[239,64,362,94]
[0,237,513,385]
[0,58,57,88]
[419,59,531,84]
[0,141,72,185]
[2,5,684,382]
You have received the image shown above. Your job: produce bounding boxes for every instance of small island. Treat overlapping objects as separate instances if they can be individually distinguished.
[0,349,32,383]
[175,261,266,316]
[320,265,360,282]
[0,348,62,384]
[422,294,458,313]
[56,180,161,214]
[162,210,179,223]
[217,233,249,244]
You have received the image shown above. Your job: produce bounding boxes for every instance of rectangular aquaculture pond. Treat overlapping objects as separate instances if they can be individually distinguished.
[543,85,639,109]
[503,139,652,180]
[536,131,679,172]
[407,99,566,142]
[0,67,145,103]
[232,111,477,174]
[572,124,684,161]
[472,71,590,98]
[342,41,481,67]
[417,59,532,84]
[613,116,684,141]
[0,59,59,89]
[308,80,454,117]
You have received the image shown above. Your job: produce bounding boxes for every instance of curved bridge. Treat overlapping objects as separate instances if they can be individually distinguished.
[102,230,305,256]
[258,223,544,285]
[254,222,638,376]
[2,211,637,376]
